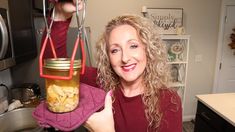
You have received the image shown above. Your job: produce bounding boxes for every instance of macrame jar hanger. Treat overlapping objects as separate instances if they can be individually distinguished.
[39,0,86,80]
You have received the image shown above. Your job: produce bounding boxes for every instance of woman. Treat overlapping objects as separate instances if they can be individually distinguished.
[43,1,182,131]
[86,15,182,132]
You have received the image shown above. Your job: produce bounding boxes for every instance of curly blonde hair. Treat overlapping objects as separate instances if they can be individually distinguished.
[96,14,169,131]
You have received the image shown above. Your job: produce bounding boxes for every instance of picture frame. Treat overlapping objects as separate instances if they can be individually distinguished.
[146,8,183,34]
[170,64,184,83]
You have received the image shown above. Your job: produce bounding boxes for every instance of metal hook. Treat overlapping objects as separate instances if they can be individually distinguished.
[43,0,48,30]
[75,0,86,36]
[43,0,55,36]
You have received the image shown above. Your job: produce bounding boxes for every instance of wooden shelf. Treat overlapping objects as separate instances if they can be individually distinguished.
[168,82,185,87]
[167,61,187,64]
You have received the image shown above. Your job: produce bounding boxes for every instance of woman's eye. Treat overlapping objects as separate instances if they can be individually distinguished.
[130,44,138,49]
[111,49,119,54]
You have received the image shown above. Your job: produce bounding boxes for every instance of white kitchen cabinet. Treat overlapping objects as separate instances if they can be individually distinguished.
[161,35,190,109]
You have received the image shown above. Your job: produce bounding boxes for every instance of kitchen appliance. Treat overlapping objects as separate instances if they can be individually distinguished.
[0,8,15,71]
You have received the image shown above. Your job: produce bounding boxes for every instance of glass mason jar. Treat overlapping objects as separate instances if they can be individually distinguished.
[43,58,81,113]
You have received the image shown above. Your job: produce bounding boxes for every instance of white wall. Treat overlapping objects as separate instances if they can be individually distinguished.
[81,0,222,120]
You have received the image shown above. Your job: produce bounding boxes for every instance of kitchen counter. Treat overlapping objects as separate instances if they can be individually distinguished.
[196,93,235,127]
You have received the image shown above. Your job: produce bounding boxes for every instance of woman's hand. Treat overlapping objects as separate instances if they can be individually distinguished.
[84,91,115,132]
[53,0,83,21]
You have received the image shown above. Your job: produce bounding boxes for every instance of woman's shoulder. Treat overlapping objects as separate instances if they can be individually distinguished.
[159,88,182,112]
[159,87,180,100]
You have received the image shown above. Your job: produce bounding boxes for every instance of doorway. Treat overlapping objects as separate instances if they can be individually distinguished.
[213,0,235,93]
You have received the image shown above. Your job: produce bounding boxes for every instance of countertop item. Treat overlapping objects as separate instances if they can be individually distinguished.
[196,93,235,126]
[11,83,41,105]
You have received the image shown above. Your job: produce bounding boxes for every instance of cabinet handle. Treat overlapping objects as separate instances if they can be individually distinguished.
[201,112,211,121]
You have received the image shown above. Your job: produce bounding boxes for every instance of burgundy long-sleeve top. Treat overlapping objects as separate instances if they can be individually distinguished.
[113,88,182,132]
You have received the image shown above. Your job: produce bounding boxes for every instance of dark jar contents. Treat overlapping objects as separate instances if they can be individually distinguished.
[43,58,81,113]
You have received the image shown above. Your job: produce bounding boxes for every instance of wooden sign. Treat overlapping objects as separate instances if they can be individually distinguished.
[147,8,183,34]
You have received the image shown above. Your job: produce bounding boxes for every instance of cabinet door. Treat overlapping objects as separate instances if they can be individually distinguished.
[8,0,37,64]
[195,101,235,132]
[194,115,216,132]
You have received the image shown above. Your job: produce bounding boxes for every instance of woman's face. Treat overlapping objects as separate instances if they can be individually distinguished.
[107,24,147,83]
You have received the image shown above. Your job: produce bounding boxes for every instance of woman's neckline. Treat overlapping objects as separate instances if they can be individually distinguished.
[117,88,142,102]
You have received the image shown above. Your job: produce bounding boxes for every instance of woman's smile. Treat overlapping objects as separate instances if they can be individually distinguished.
[121,63,137,72]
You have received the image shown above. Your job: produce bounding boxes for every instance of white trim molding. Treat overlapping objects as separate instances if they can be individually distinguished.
[183,115,195,122]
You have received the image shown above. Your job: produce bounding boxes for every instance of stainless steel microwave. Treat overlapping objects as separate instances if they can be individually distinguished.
[0,8,15,71]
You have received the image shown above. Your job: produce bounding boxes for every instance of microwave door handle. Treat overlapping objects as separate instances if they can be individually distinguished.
[0,15,8,59]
